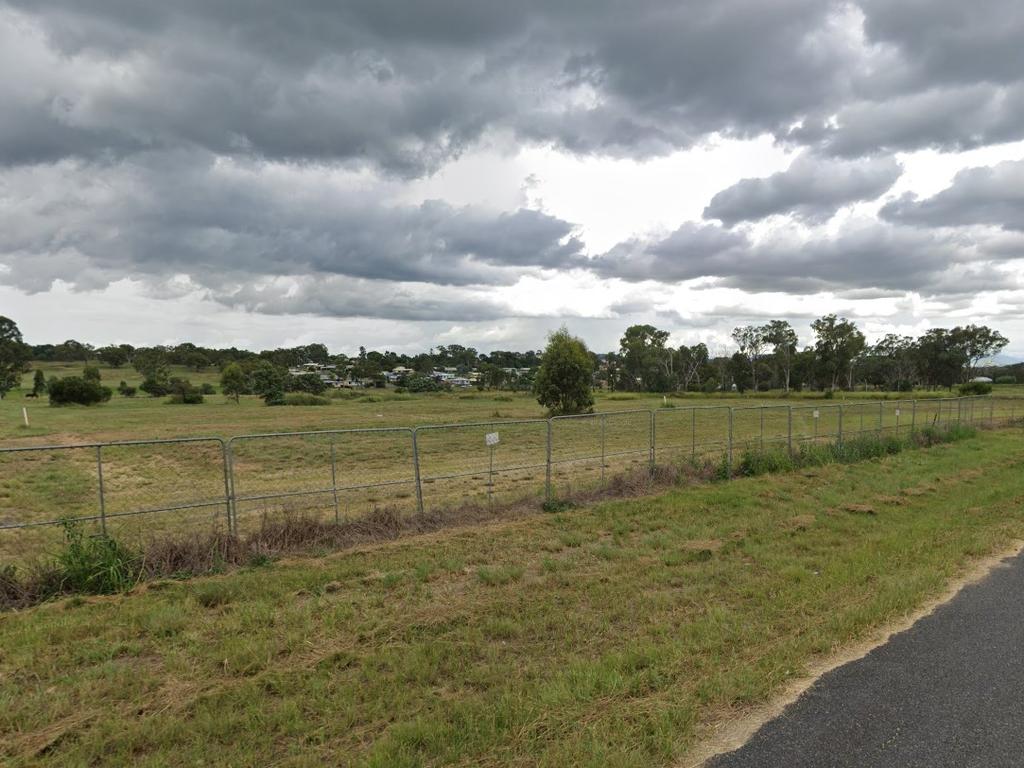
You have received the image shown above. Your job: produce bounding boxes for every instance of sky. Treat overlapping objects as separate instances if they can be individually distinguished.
[1,0,1023,357]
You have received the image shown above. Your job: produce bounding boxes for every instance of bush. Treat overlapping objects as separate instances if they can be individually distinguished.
[47,376,112,406]
[406,376,441,393]
[287,373,327,395]
[282,393,331,406]
[200,383,217,395]
[958,381,992,395]
[82,364,102,383]
[140,376,171,397]
[54,520,140,594]
[166,378,204,404]
[262,386,286,406]
[995,376,1016,385]
[117,380,137,397]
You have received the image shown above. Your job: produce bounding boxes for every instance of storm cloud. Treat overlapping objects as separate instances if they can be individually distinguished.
[704,153,902,226]
[3,1,1024,345]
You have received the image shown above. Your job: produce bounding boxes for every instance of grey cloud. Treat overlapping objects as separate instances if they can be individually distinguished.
[220,278,513,322]
[880,159,1024,231]
[588,219,1014,297]
[0,0,865,172]
[587,224,747,282]
[0,152,583,298]
[703,153,901,226]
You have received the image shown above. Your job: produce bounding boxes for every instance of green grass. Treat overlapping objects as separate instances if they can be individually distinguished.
[2,430,1024,766]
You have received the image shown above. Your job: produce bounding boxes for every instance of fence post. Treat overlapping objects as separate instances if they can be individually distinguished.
[760,406,765,451]
[957,398,962,426]
[411,429,424,515]
[727,408,733,474]
[95,445,107,536]
[649,411,656,473]
[691,407,696,458]
[838,404,844,447]
[989,396,994,427]
[787,406,793,455]
[545,420,553,501]
[330,441,341,524]
[219,440,233,535]
[911,399,917,433]
[224,439,237,535]
[601,414,607,487]
[878,400,883,435]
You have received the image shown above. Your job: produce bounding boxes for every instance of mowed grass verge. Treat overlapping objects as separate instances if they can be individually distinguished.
[2,430,1023,767]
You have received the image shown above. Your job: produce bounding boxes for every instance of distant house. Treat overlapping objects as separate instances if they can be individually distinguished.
[971,376,994,383]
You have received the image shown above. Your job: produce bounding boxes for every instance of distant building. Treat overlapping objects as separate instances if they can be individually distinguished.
[971,376,993,383]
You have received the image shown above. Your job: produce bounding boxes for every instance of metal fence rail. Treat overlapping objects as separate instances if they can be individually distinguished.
[0,395,1017,560]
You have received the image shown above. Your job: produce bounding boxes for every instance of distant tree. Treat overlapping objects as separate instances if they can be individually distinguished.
[0,316,31,399]
[32,369,47,397]
[676,343,709,391]
[728,352,752,393]
[872,334,917,391]
[96,345,131,368]
[133,347,172,395]
[731,325,767,391]
[811,314,866,390]
[220,363,248,403]
[763,320,798,392]
[82,365,101,384]
[52,339,94,362]
[914,329,966,389]
[534,327,594,416]
[956,325,1008,381]
[166,378,204,404]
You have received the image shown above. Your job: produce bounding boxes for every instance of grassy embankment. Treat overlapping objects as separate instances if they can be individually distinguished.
[2,428,1023,766]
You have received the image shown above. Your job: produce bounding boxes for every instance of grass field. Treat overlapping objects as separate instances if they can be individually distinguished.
[2,429,1023,766]
[1,362,1021,563]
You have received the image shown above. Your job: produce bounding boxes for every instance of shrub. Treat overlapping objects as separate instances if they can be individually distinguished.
[262,385,286,406]
[140,376,171,397]
[117,380,137,397]
[82,364,102,383]
[166,378,204,404]
[287,373,327,395]
[534,326,594,416]
[958,381,992,395]
[47,376,112,406]
[200,383,217,395]
[54,520,140,594]
[406,375,440,393]
[282,393,331,406]
[995,375,1017,385]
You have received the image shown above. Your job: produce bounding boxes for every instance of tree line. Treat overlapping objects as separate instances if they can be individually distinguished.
[598,317,1010,394]
[0,313,1015,406]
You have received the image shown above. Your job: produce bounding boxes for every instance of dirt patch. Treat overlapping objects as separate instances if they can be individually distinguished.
[842,504,877,516]
[680,540,1024,767]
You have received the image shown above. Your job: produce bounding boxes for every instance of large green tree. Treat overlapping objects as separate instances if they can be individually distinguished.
[0,316,31,399]
[811,314,866,390]
[763,320,798,392]
[731,325,767,391]
[619,324,671,391]
[534,327,594,416]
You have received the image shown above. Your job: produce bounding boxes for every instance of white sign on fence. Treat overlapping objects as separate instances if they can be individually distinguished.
[812,409,820,419]
[485,432,500,446]
[895,408,901,417]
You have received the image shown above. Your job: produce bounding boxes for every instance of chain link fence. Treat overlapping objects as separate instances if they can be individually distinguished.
[1,395,1018,562]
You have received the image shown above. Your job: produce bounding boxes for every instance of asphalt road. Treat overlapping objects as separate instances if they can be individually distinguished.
[708,549,1024,767]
